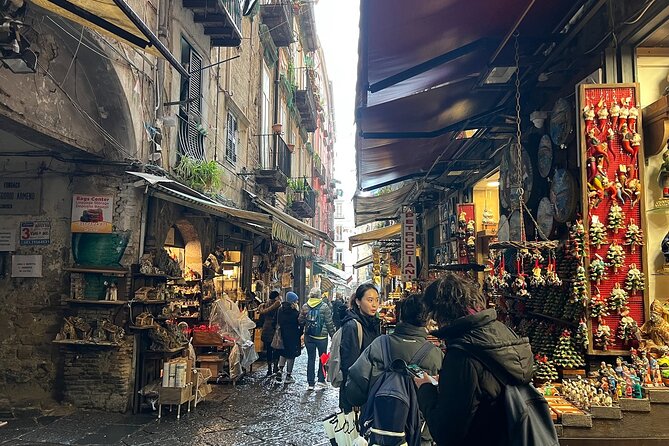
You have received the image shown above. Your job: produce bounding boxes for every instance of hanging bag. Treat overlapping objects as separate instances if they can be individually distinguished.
[271,323,284,350]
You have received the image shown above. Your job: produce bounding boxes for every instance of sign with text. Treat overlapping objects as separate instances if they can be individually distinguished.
[11,254,43,278]
[0,178,42,215]
[401,208,417,281]
[20,221,51,245]
[0,230,17,252]
[71,194,113,233]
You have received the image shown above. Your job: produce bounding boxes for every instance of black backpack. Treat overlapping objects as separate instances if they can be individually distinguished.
[359,335,433,446]
[449,343,559,446]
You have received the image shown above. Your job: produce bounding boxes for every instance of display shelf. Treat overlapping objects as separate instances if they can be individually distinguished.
[156,315,199,320]
[133,272,182,280]
[64,299,128,306]
[147,346,186,354]
[130,299,167,304]
[64,267,128,275]
[526,312,578,328]
[128,325,155,330]
[53,339,121,347]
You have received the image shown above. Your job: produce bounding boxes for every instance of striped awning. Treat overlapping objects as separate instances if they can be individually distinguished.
[353,255,373,269]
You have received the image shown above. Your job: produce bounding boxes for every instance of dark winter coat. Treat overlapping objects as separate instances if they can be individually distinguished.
[338,307,381,412]
[331,298,346,329]
[345,322,443,407]
[416,308,534,446]
[258,298,280,344]
[298,297,336,340]
[277,302,303,359]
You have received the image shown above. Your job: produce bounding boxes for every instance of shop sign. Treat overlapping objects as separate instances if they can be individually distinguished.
[0,230,17,252]
[11,254,43,277]
[0,178,42,215]
[401,208,417,281]
[20,221,51,245]
[71,194,113,233]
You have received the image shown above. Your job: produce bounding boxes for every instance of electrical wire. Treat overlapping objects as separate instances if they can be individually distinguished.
[623,0,656,24]
[62,25,84,85]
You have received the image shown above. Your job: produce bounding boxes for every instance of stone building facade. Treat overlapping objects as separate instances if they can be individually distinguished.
[0,0,335,414]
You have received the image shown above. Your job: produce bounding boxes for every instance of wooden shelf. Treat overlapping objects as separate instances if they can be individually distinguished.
[64,299,128,306]
[64,266,128,275]
[53,339,121,347]
[148,346,186,354]
[130,299,167,304]
[128,325,155,330]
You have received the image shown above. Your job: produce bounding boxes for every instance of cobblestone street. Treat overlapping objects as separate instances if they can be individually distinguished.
[0,355,339,445]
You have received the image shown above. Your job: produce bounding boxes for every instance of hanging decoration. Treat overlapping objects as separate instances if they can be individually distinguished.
[594,321,613,351]
[589,215,607,249]
[607,202,625,234]
[529,258,545,287]
[608,283,629,314]
[574,319,589,352]
[618,313,640,344]
[569,220,587,259]
[533,355,559,382]
[589,255,607,285]
[589,287,609,318]
[571,264,588,304]
[606,242,625,273]
[624,219,644,253]
[553,329,586,368]
[625,264,645,295]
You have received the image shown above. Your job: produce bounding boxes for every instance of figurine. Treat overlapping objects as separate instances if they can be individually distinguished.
[640,301,669,353]
[583,102,596,132]
[619,97,630,132]
[662,231,669,264]
[610,99,621,131]
[597,98,609,134]
[659,150,669,198]
[628,103,639,133]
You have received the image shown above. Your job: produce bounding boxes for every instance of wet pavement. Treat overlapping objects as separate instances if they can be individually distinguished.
[0,354,340,445]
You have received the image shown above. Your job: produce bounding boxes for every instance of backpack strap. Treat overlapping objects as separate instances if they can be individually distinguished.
[355,320,363,350]
[409,341,434,366]
[379,335,392,370]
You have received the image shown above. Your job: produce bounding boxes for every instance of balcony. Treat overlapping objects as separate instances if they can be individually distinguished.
[183,0,243,47]
[295,68,318,132]
[288,177,316,219]
[259,0,294,47]
[298,1,318,52]
[256,134,292,192]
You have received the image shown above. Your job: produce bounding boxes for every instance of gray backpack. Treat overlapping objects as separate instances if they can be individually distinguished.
[326,320,362,387]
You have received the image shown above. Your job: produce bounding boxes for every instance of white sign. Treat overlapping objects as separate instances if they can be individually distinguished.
[0,178,42,215]
[11,254,43,278]
[401,208,417,281]
[20,221,51,245]
[0,230,17,252]
[71,194,113,233]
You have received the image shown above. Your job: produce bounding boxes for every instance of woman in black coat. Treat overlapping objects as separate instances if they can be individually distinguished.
[258,290,281,376]
[275,291,303,384]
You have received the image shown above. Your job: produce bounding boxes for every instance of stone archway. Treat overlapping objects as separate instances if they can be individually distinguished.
[171,219,203,276]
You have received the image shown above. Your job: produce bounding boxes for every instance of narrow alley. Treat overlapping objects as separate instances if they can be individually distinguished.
[0,356,338,446]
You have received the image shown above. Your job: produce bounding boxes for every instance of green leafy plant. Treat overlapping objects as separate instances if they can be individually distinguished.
[174,156,222,193]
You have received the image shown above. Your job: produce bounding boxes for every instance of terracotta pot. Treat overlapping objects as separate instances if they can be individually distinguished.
[287,144,295,153]
[272,123,282,134]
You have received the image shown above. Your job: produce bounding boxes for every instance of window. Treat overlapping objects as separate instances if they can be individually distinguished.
[178,37,205,160]
[335,225,343,242]
[335,249,343,264]
[260,62,272,168]
[225,112,238,164]
[335,202,343,219]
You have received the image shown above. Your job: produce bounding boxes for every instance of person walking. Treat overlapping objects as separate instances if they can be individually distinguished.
[299,288,336,391]
[414,273,534,446]
[275,291,302,384]
[258,290,281,377]
[344,294,443,444]
[331,292,346,330]
[338,282,381,413]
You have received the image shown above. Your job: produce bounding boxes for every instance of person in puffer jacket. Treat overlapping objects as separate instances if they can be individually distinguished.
[415,273,534,446]
[258,290,281,376]
[298,288,335,390]
[345,294,443,445]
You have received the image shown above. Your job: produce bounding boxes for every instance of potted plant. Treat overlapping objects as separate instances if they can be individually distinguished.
[287,143,295,153]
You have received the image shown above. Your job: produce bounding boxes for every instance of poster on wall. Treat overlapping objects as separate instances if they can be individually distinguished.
[0,178,42,215]
[0,230,17,252]
[401,208,417,281]
[11,254,43,277]
[20,221,51,245]
[71,195,113,233]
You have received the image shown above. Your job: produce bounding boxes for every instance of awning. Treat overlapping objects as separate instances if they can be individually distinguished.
[30,0,188,77]
[127,172,275,237]
[353,255,373,269]
[348,224,401,250]
[315,262,351,283]
[245,190,336,248]
[353,182,416,227]
[355,0,583,190]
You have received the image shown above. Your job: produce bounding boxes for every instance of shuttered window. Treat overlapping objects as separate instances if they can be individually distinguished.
[226,112,238,164]
[178,37,205,160]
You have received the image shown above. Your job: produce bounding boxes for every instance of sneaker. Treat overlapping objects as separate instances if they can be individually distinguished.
[284,374,295,384]
[275,374,283,383]
[315,381,328,390]
[307,384,315,391]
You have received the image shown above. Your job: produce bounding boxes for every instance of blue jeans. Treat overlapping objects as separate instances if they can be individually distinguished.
[305,336,328,385]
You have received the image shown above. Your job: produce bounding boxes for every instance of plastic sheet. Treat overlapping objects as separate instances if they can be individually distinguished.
[209,294,258,371]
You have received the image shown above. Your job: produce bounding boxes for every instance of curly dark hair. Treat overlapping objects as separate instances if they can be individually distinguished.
[424,273,486,325]
[396,294,429,327]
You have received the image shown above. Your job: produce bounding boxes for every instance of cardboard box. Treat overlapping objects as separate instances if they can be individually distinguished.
[159,383,193,405]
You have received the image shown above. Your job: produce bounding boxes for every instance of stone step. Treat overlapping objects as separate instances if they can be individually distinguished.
[562,413,593,428]
[619,398,651,412]
[590,405,622,420]
[645,387,669,404]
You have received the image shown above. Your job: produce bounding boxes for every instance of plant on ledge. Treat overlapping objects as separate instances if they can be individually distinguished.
[174,156,222,193]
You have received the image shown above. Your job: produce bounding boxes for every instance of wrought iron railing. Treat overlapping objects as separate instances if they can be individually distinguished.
[289,177,316,213]
[221,0,242,32]
[259,134,292,178]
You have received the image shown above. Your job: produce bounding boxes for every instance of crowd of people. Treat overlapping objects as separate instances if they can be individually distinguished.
[256,272,554,446]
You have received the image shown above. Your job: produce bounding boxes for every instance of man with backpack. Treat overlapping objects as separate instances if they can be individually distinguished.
[299,287,335,391]
[345,294,443,446]
[415,274,559,446]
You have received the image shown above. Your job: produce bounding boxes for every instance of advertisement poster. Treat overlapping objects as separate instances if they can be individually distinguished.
[0,178,42,215]
[20,221,51,245]
[401,208,417,281]
[71,195,113,233]
[0,230,17,252]
[11,254,43,278]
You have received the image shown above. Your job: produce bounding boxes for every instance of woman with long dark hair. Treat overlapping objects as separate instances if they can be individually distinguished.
[258,290,281,376]
[339,282,381,413]
[275,291,302,384]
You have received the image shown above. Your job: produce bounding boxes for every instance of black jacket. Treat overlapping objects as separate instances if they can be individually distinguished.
[259,298,280,344]
[339,308,381,412]
[332,299,346,329]
[277,302,302,359]
[416,309,533,446]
